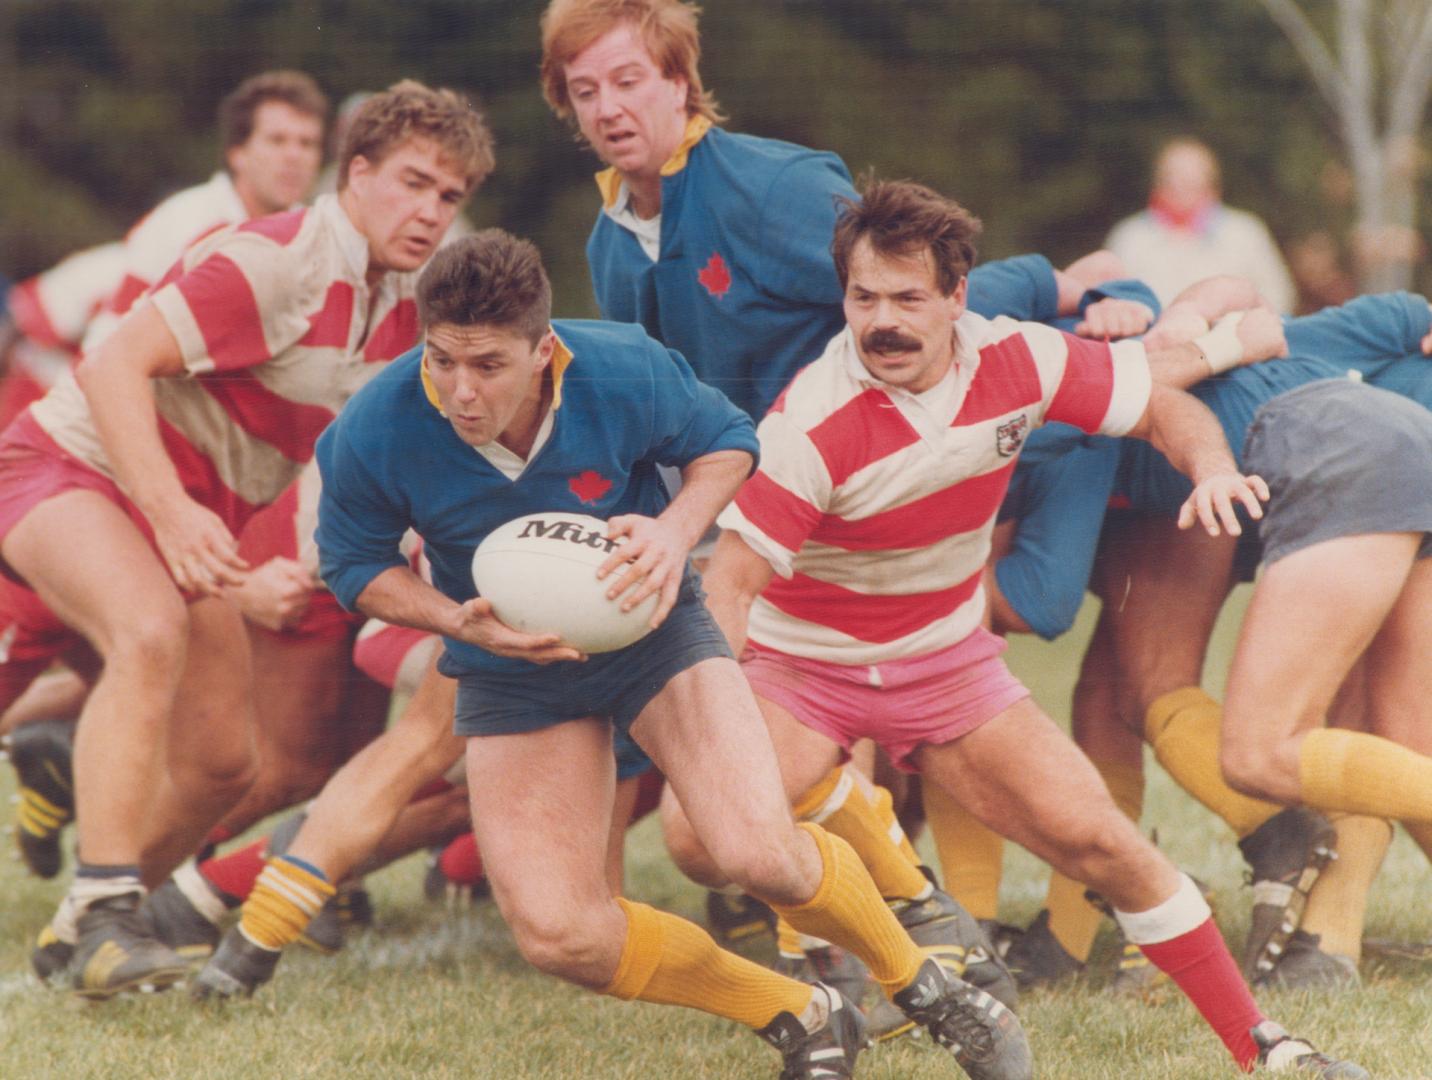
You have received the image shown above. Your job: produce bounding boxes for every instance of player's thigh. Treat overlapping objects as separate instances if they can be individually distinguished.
[756,692,847,803]
[247,629,350,764]
[630,656,795,855]
[1224,533,1418,765]
[914,696,1142,870]
[465,717,616,923]
[2,489,186,659]
[1363,549,1432,752]
[1103,517,1236,709]
[1071,605,1142,765]
[167,596,255,774]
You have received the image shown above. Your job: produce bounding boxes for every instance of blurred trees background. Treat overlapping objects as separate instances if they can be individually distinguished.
[2,0,1429,312]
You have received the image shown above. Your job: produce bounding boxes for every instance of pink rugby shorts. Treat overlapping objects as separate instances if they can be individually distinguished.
[740,626,1030,771]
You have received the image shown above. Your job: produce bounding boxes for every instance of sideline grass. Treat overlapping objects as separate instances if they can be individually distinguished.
[2,591,1430,1078]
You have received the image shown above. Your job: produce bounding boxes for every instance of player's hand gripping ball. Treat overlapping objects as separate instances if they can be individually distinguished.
[471,512,660,653]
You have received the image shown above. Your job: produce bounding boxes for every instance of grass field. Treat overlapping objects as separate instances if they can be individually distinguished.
[2,588,1430,1079]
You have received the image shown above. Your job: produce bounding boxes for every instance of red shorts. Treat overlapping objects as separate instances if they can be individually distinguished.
[0,570,87,711]
[740,627,1030,771]
[0,410,159,579]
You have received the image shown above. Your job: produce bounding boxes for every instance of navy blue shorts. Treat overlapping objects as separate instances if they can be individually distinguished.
[448,595,731,756]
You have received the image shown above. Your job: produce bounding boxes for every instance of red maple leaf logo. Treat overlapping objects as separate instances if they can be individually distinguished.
[569,470,613,504]
[697,252,731,298]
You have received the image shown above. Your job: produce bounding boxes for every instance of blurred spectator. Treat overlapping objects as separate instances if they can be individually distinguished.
[1106,137,1295,313]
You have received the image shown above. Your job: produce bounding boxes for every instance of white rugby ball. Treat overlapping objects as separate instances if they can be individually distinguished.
[471,512,660,654]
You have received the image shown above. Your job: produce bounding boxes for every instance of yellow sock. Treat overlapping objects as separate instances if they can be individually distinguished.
[1401,820,1432,866]
[923,780,1002,920]
[1145,687,1281,838]
[604,898,812,1028]
[1300,728,1432,822]
[1300,814,1392,963]
[775,915,805,959]
[872,782,921,864]
[239,856,335,951]
[793,766,929,902]
[1044,759,1144,961]
[773,823,925,996]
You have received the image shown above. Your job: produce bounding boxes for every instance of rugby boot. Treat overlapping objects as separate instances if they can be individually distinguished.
[891,884,1020,1010]
[30,921,76,983]
[773,944,871,1009]
[190,927,281,1000]
[71,893,188,999]
[1107,932,1171,999]
[142,878,222,962]
[1250,1020,1368,1078]
[1001,909,1083,990]
[891,957,1033,1080]
[756,984,866,1080]
[299,879,372,954]
[1239,808,1337,981]
[1257,931,1359,991]
[707,889,777,944]
[7,719,75,879]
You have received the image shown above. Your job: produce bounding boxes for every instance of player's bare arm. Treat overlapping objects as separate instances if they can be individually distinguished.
[76,302,249,595]
[1141,310,1288,389]
[699,529,776,659]
[598,447,753,625]
[1124,382,1269,537]
[355,564,583,665]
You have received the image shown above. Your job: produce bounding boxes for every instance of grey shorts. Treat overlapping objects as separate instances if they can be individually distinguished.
[1243,379,1432,567]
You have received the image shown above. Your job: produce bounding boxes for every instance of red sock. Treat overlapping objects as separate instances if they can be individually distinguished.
[629,769,665,826]
[438,832,484,886]
[1140,918,1263,1070]
[199,838,268,903]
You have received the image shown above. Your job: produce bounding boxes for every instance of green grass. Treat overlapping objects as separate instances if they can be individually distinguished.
[2,590,1431,1079]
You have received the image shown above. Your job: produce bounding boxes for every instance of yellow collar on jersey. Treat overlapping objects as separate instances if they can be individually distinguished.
[594,114,713,209]
[420,330,574,415]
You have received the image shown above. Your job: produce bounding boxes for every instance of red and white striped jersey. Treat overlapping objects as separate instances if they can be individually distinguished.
[83,172,252,352]
[8,243,127,355]
[717,311,1151,665]
[30,194,421,534]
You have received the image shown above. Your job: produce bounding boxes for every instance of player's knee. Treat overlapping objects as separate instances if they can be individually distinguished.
[107,601,188,674]
[1220,739,1274,801]
[659,803,728,889]
[509,906,616,986]
[1056,811,1143,883]
[718,833,808,906]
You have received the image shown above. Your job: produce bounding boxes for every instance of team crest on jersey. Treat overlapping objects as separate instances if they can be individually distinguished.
[569,469,613,504]
[697,252,731,298]
[996,414,1029,457]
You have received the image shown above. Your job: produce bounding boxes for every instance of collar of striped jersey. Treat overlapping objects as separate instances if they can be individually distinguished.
[419,329,575,416]
[594,115,713,209]
[317,193,373,282]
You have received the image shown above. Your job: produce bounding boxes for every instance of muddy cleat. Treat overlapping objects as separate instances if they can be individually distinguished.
[1002,910,1082,991]
[892,885,1019,1010]
[31,922,76,984]
[71,893,188,1000]
[892,957,1032,1080]
[191,927,281,1000]
[774,944,870,1009]
[1257,931,1359,991]
[863,996,917,1042]
[757,984,866,1080]
[707,889,777,944]
[142,878,222,962]
[8,720,76,879]
[1108,934,1170,998]
[1251,1020,1368,1078]
[1239,808,1337,981]
[299,880,371,954]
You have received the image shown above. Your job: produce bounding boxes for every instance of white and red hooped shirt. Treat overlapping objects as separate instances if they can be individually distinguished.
[29,194,420,535]
[717,311,1151,665]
